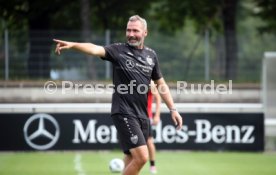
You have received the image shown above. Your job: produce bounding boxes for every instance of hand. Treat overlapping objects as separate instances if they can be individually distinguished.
[152,114,160,126]
[171,111,182,130]
[53,39,74,55]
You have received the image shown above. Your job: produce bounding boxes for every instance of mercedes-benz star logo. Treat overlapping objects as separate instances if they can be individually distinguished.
[23,113,60,150]
[126,60,135,69]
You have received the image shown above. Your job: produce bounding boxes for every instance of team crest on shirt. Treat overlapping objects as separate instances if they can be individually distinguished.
[146,56,153,65]
[130,135,138,144]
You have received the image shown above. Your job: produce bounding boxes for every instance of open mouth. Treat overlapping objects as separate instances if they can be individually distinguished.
[127,37,141,46]
[128,38,138,43]
[128,36,139,40]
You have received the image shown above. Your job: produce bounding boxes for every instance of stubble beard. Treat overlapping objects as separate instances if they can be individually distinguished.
[127,37,143,47]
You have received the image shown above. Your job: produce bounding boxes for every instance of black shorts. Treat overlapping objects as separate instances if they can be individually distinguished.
[112,115,150,154]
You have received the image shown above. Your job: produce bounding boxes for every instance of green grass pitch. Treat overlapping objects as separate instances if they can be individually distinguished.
[0,151,275,175]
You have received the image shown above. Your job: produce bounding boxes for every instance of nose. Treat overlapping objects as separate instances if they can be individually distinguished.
[127,31,134,37]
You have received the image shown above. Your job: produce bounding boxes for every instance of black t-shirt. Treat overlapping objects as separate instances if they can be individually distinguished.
[101,43,162,119]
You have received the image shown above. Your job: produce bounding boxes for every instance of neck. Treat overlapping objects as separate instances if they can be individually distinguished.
[136,44,144,49]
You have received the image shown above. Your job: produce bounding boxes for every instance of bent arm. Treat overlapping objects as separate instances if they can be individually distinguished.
[154,78,183,129]
[53,39,105,58]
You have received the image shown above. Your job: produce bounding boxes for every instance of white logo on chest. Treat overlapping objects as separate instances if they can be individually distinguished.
[146,56,153,65]
[126,60,135,69]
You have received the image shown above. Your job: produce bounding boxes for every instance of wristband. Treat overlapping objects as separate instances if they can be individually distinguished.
[170,108,177,113]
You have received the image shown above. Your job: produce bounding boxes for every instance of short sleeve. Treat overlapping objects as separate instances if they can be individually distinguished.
[151,56,163,80]
[101,44,120,62]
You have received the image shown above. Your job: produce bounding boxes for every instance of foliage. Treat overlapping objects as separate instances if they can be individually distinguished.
[0,0,276,81]
[151,0,223,33]
[252,0,276,33]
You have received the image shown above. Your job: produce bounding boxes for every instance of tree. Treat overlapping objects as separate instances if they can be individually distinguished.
[1,0,154,79]
[80,0,97,80]
[253,0,276,33]
[1,0,69,79]
[152,0,239,80]
[222,0,239,79]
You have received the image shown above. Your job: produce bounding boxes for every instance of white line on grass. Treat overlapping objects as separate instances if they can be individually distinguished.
[74,153,86,175]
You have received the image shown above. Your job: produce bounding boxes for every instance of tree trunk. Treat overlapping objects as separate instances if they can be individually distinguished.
[214,34,225,79]
[222,0,238,80]
[80,0,97,80]
[28,17,51,79]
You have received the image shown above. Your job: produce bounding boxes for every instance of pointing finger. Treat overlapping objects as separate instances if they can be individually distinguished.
[53,39,62,43]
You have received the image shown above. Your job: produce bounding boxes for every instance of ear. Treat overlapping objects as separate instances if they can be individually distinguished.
[144,29,148,36]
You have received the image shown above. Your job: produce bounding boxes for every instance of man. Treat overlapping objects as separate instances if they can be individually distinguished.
[147,80,161,174]
[54,15,182,175]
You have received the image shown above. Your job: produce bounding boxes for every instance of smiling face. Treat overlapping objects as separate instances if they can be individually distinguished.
[126,20,148,49]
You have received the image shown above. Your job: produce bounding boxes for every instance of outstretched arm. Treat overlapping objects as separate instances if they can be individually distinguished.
[154,78,183,130]
[53,39,105,57]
